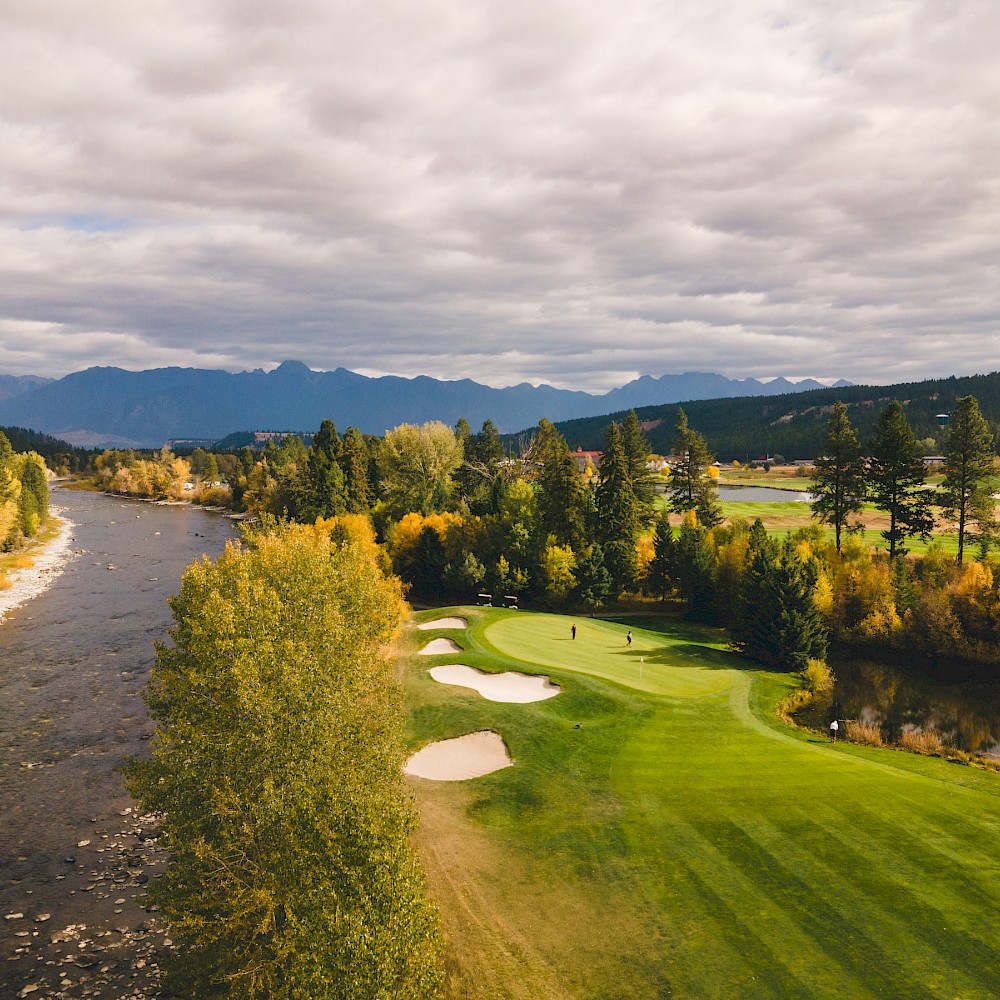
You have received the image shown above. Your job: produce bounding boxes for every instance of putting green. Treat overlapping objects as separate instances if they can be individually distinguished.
[486,613,736,697]
[408,607,1000,999]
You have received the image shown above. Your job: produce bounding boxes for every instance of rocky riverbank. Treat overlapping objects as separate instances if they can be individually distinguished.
[1,509,76,625]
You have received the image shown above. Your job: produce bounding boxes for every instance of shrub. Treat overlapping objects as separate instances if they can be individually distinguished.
[899,728,945,755]
[845,719,884,746]
[802,658,834,696]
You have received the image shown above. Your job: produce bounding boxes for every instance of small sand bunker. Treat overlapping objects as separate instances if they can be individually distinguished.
[417,616,468,630]
[404,731,512,781]
[430,664,560,703]
[419,637,463,655]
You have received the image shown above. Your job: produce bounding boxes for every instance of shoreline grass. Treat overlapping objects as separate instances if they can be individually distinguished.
[405,606,1000,999]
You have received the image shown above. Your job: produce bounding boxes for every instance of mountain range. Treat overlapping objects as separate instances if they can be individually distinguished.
[0,361,851,448]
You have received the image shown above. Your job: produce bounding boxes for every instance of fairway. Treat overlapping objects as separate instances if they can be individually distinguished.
[405,607,1000,999]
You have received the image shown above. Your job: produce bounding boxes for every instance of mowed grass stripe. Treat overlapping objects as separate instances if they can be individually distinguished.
[762,810,1000,997]
[408,607,1000,998]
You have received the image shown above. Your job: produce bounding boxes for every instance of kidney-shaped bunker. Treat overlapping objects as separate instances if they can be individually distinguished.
[404,731,512,781]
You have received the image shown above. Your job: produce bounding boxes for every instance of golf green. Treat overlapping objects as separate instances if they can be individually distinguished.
[406,608,1000,999]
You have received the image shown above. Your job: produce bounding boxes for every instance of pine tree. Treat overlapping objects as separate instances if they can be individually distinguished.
[940,395,996,563]
[532,418,584,548]
[576,543,612,614]
[339,426,372,513]
[297,419,347,521]
[671,512,716,619]
[668,408,721,527]
[868,401,935,559]
[621,409,658,525]
[731,522,827,670]
[596,421,639,594]
[811,401,867,553]
[645,511,674,603]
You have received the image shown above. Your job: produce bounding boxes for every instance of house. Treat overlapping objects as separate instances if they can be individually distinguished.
[572,447,602,474]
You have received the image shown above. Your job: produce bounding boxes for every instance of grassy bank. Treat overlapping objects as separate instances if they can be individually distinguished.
[405,607,1000,999]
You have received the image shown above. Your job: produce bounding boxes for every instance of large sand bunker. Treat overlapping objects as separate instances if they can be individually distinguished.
[419,637,463,655]
[417,616,468,630]
[404,731,512,781]
[430,664,560,703]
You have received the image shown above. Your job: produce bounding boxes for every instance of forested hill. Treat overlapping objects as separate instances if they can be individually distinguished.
[0,425,93,471]
[547,372,1000,461]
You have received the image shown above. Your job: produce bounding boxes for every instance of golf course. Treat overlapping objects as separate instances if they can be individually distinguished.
[404,607,1000,999]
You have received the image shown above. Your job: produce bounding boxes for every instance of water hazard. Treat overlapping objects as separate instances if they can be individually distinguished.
[0,489,236,998]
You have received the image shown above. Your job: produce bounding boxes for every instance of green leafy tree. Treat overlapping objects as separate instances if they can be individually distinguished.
[867,401,935,559]
[940,395,997,563]
[811,402,867,553]
[596,421,639,594]
[378,421,462,516]
[124,520,444,999]
[668,408,721,527]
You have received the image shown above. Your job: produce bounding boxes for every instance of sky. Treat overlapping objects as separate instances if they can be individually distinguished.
[1,0,998,393]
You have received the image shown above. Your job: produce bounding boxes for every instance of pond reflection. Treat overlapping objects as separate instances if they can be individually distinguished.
[797,652,1000,758]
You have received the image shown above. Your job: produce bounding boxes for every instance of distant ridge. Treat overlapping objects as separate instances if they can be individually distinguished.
[0,360,850,448]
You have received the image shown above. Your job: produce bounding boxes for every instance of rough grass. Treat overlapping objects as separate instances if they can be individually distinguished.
[845,718,885,746]
[405,606,1000,1000]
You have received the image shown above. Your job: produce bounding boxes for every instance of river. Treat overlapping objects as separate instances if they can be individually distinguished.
[0,489,236,999]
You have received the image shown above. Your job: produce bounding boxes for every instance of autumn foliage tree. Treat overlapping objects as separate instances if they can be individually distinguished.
[125,519,444,999]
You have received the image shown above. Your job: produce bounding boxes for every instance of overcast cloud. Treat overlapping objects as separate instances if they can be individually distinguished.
[1,0,998,391]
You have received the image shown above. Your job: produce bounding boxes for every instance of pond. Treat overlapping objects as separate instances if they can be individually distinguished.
[797,650,1000,759]
[716,486,813,503]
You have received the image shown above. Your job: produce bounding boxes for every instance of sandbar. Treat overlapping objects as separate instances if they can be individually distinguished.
[419,637,463,655]
[404,731,512,781]
[429,664,560,703]
[417,616,468,630]
[0,509,76,625]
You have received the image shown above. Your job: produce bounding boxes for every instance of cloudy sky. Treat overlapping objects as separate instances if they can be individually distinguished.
[1,0,998,392]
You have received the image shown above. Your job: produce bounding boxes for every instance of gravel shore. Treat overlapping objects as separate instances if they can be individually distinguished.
[0,507,76,623]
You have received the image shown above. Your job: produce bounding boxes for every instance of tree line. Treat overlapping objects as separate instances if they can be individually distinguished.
[0,430,50,553]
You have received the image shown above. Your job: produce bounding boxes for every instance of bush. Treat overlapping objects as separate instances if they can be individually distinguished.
[845,719,884,746]
[899,727,945,755]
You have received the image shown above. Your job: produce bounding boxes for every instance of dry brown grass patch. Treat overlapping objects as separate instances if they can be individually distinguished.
[845,719,884,746]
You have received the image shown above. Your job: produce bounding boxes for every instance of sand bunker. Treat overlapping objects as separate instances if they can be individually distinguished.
[417,616,468,630]
[430,664,560,703]
[404,731,512,781]
[419,637,463,655]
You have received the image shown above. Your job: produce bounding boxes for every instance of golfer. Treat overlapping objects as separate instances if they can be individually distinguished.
[829,719,839,741]
[626,631,633,647]
[571,623,577,640]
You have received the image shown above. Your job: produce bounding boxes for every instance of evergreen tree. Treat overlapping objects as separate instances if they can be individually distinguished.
[621,409,658,525]
[576,543,612,615]
[867,401,935,559]
[645,511,674,603]
[811,402,867,553]
[732,522,827,670]
[596,421,639,594]
[668,408,722,527]
[532,418,584,548]
[299,420,347,521]
[671,512,716,619]
[456,419,508,516]
[339,426,372,513]
[940,395,996,563]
